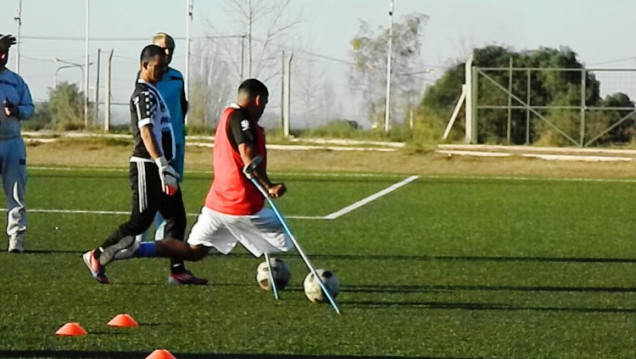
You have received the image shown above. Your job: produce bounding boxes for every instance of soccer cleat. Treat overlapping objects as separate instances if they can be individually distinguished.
[99,236,138,266]
[168,270,209,286]
[7,235,23,253]
[83,250,109,284]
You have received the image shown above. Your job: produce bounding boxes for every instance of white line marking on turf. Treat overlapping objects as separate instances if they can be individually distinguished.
[324,175,420,220]
[30,166,636,183]
[11,208,131,215]
[10,176,420,221]
[286,215,327,220]
[29,166,410,178]
[420,174,636,184]
[3,208,325,220]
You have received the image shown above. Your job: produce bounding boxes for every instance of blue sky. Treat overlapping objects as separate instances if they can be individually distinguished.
[0,0,634,125]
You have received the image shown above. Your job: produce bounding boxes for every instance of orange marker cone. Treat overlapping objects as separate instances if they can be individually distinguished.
[146,349,177,359]
[55,322,88,336]
[107,313,139,328]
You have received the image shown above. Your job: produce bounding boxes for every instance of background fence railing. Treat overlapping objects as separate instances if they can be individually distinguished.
[471,67,636,147]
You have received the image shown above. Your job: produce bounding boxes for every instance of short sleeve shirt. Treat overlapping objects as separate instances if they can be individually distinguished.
[129,80,175,162]
[227,108,256,150]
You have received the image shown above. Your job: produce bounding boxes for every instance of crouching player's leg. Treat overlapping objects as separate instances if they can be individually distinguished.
[133,205,294,261]
[102,205,225,281]
[107,205,293,283]
[125,239,210,262]
[105,237,211,282]
[230,207,294,259]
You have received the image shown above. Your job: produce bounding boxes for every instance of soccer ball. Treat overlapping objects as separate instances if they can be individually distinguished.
[303,269,340,303]
[256,257,291,291]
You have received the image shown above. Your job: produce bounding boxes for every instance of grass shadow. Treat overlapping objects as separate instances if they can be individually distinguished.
[21,249,636,264]
[305,253,636,264]
[0,351,470,359]
[345,300,636,314]
[344,284,636,294]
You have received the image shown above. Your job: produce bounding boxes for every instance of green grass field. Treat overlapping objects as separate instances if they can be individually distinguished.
[0,167,634,359]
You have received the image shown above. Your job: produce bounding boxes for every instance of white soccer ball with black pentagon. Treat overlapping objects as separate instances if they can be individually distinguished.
[256,257,291,291]
[303,269,340,303]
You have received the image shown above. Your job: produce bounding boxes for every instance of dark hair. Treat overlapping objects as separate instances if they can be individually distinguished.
[238,78,269,98]
[140,44,165,63]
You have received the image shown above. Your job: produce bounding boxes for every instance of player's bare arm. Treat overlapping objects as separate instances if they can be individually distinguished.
[139,124,161,159]
[238,142,286,198]
[140,123,179,195]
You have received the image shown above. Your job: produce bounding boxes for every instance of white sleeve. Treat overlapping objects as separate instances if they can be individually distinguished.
[132,91,156,128]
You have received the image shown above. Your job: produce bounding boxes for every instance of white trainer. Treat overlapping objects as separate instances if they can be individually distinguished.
[8,235,24,253]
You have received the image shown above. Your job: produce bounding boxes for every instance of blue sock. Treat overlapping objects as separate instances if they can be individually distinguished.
[134,242,157,258]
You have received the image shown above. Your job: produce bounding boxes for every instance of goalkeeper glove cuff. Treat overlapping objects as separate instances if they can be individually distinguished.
[154,156,169,169]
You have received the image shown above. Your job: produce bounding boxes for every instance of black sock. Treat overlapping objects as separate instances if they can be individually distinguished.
[170,261,186,274]
[94,247,103,259]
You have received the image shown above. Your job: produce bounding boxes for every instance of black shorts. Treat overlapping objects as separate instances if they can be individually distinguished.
[126,161,187,240]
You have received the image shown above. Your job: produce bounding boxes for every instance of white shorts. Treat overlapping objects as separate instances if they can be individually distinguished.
[187,206,293,257]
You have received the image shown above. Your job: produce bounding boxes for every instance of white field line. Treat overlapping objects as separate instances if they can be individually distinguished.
[520,153,632,162]
[188,142,398,152]
[286,215,326,220]
[20,208,130,215]
[28,165,636,184]
[438,143,636,155]
[11,174,628,222]
[383,174,636,184]
[437,148,634,162]
[324,175,420,220]
[24,132,405,149]
[8,207,321,220]
[13,175,420,221]
[421,174,636,183]
[437,150,512,158]
[28,166,410,178]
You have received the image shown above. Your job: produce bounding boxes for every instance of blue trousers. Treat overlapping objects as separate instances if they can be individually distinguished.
[0,137,27,238]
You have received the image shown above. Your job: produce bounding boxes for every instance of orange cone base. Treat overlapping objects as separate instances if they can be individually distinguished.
[55,322,88,336]
[146,349,177,359]
[107,313,139,328]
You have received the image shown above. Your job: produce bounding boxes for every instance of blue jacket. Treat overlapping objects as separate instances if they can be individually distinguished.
[0,68,34,140]
[156,67,188,144]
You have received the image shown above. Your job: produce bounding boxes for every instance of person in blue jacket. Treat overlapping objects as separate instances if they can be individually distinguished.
[0,34,34,253]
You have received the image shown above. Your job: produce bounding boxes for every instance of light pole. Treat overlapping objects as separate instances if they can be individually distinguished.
[53,58,91,91]
[384,0,394,133]
[13,0,22,74]
[84,0,90,129]
[185,0,193,125]
[54,64,83,89]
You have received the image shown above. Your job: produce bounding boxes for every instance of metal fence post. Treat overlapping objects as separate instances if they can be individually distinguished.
[580,69,586,147]
[526,69,531,144]
[469,67,479,143]
[464,55,474,143]
[507,58,513,144]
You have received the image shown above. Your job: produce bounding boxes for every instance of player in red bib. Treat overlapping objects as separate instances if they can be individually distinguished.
[101,79,292,271]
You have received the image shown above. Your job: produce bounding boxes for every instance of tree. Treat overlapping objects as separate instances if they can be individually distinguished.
[190,0,303,131]
[47,82,89,131]
[188,40,234,131]
[209,0,303,81]
[421,45,632,146]
[349,13,429,128]
[586,93,635,144]
[22,102,52,131]
[293,57,342,127]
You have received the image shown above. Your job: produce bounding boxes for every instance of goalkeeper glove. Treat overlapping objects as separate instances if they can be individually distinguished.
[154,156,180,196]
